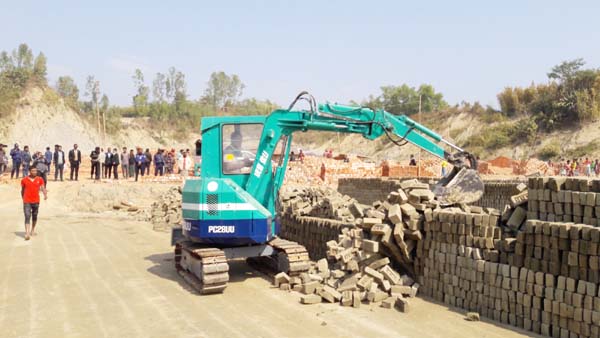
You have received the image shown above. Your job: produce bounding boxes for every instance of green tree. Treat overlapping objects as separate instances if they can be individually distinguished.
[85,75,101,133]
[13,43,33,70]
[32,52,47,84]
[55,76,79,107]
[152,72,166,103]
[367,83,446,115]
[132,68,149,115]
[202,71,245,110]
[547,58,585,82]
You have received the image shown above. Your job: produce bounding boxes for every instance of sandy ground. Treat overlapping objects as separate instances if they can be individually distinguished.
[0,179,539,338]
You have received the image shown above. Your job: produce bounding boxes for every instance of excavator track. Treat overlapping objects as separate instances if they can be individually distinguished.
[247,238,311,277]
[175,241,229,294]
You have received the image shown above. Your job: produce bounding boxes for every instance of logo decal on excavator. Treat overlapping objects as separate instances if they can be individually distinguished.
[208,225,236,233]
[253,150,269,178]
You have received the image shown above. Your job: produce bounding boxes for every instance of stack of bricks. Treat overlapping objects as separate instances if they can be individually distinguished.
[279,214,351,260]
[473,180,526,211]
[528,177,600,227]
[338,177,523,211]
[418,209,600,337]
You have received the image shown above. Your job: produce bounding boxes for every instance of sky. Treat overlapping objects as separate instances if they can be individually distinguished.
[1,0,599,108]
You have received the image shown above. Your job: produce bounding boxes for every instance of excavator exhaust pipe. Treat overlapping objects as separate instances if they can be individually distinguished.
[433,167,484,206]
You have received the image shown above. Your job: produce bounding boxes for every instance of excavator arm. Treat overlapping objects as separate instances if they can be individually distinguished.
[244,92,483,210]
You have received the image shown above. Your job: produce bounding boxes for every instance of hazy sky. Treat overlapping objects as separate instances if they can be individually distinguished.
[1,0,598,108]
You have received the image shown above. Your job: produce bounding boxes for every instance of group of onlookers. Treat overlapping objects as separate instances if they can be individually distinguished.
[0,143,70,186]
[0,143,196,184]
[553,158,600,177]
[89,146,194,182]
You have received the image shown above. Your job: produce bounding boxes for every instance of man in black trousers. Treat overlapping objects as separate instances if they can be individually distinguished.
[111,147,120,179]
[68,144,82,181]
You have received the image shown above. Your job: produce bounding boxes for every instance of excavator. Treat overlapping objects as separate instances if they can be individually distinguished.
[172,91,484,294]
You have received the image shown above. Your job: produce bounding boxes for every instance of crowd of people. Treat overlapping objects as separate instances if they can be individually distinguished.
[0,143,196,185]
[551,158,600,177]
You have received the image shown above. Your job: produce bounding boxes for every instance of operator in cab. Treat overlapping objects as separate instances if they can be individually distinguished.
[223,131,254,173]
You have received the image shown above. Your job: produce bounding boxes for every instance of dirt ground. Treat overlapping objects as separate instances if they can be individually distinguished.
[0,179,539,338]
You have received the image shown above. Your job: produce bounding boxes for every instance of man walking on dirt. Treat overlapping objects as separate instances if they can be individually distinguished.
[68,144,82,181]
[21,166,47,240]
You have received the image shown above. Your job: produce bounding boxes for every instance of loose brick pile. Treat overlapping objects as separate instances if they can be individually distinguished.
[146,186,183,231]
[528,177,600,227]
[273,226,417,312]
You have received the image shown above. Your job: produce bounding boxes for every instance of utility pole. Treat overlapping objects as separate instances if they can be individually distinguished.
[94,82,101,138]
[417,95,422,177]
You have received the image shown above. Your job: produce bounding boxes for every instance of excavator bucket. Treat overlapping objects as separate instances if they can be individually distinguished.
[433,168,484,206]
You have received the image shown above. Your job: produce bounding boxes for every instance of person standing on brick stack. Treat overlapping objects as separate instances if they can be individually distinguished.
[68,144,81,181]
[584,157,592,177]
[441,160,448,177]
[120,147,129,179]
[10,143,22,179]
[21,166,47,240]
[53,145,66,181]
[409,154,417,166]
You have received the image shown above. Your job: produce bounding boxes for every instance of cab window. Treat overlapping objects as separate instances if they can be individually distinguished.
[222,123,262,174]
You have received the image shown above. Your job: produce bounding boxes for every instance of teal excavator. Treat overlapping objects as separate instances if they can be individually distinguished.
[173,92,484,294]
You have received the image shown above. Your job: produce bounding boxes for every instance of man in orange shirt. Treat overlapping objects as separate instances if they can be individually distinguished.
[21,166,47,240]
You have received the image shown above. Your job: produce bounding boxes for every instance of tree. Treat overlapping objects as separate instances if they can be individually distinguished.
[202,71,245,110]
[152,72,166,103]
[547,58,585,82]
[32,52,47,84]
[55,76,79,107]
[132,68,149,115]
[367,84,447,115]
[100,94,109,138]
[13,43,33,70]
[85,75,101,134]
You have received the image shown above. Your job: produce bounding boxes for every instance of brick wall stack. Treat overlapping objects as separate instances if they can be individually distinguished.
[337,177,435,205]
[417,214,600,337]
[338,177,522,211]
[528,177,600,227]
[473,180,526,211]
[279,214,352,259]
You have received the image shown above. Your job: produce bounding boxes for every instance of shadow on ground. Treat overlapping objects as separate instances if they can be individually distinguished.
[144,252,273,295]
